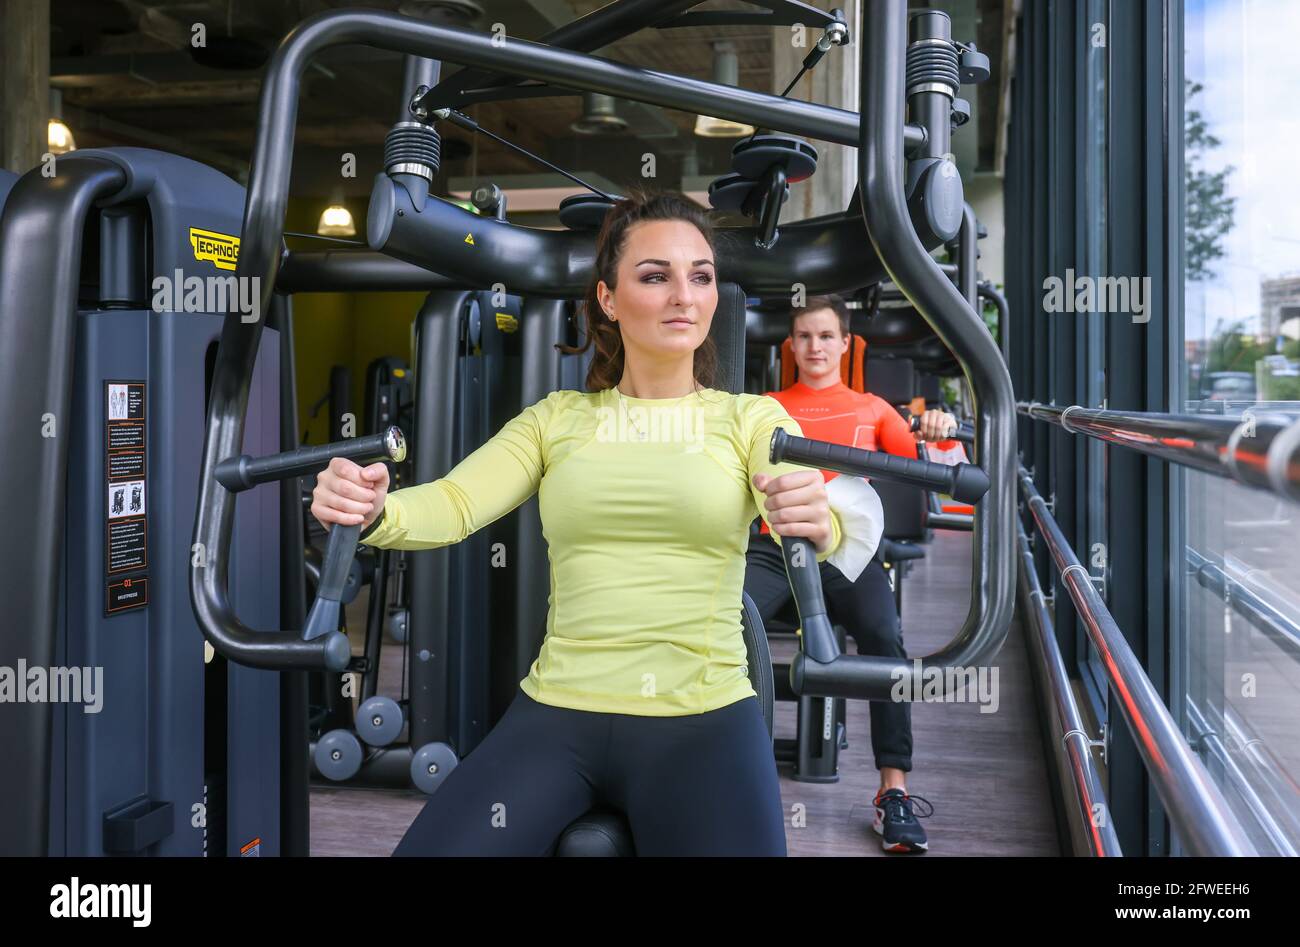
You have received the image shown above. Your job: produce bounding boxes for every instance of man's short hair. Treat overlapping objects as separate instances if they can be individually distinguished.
[789,294,851,338]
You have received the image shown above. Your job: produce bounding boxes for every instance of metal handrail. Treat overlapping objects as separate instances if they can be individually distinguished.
[1015,516,1121,855]
[1185,546,1300,659]
[1019,467,1257,856]
[1018,400,1300,503]
[1184,700,1299,856]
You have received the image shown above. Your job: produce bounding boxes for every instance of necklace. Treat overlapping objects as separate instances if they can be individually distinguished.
[615,387,650,441]
[615,385,701,443]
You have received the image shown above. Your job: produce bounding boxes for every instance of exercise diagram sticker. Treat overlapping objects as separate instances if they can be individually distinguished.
[107,480,146,518]
[104,380,149,611]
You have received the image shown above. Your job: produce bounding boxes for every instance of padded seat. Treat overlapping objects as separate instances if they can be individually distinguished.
[780,333,868,392]
[878,537,925,563]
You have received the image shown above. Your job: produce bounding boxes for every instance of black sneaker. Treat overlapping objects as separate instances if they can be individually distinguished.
[872,788,933,853]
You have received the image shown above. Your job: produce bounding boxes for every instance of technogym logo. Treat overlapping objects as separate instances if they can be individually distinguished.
[50,878,151,927]
[0,661,103,713]
[595,401,706,447]
[890,660,1000,714]
[189,227,239,270]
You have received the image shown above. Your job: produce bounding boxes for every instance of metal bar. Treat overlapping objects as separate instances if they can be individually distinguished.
[1019,467,1256,856]
[979,280,1009,367]
[278,249,465,293]
[927,511,973,531]
[1018,400,1300,503]
[395,9,910,149]
[1222,703,1300,852]
[399,55,440,123]
[955,202,979,312]
[1016,516,1121,856]
[361,549,390,701]
[1185,546,1300,660]
[0,157,129,857]
[408,291,469,748]
[667,0,838,30]
[1185,699,1299,856]
[367,179,935,300]
[270,293,310,856]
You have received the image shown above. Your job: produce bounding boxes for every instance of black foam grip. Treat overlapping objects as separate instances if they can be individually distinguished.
[779,536,840,664]
[317,522,362,603]
[303,522,362,642]
[216,427,403,492]
[770,428,989,504]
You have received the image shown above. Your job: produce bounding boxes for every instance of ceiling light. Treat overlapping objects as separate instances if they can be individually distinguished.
[317,204,356,237]
[48,119,76,154]
[48,89,76,154]
[572,92,628,135]
[695,43,754,138]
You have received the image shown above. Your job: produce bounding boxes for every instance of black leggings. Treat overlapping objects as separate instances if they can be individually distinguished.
[392,689,787,856]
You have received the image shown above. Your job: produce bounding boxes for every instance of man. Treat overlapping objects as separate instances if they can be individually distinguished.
[744,293,957,853]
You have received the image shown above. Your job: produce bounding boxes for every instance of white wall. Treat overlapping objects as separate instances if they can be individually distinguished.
[966,172,1005,289]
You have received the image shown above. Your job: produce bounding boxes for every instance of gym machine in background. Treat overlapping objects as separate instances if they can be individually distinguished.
[0,150,284,855]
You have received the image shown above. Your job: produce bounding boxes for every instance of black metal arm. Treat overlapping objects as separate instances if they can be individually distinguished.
[771,429,989,503]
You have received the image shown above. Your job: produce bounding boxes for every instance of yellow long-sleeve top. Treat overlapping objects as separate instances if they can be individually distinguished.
[359,386,842,716]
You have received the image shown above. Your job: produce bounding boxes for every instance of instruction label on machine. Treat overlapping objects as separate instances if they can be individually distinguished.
[105,380,149,614]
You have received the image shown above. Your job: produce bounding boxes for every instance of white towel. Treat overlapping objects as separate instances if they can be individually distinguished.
[824,475,884,583]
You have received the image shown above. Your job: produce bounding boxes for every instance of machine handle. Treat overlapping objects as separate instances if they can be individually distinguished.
[909,413,975,446]
[301,522,362,641]
[770,428,989,504]
[216,426,406,492]
[778,537,840,665]
[193,427,407,671]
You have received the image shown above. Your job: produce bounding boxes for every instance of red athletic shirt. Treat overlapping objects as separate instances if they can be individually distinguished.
[758,380,926,536]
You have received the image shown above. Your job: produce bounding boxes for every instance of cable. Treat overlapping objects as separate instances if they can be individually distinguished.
[442,108,617,202]
[283,231,368,246]
[738,19,849,149]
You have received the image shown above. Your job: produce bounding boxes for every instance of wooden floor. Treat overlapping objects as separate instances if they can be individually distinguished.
[310,529,1061,856]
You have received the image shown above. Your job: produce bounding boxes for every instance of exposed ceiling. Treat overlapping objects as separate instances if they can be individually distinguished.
[37,0,1006,215]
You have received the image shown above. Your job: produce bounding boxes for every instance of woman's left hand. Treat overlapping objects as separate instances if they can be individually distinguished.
[753,470,834,554]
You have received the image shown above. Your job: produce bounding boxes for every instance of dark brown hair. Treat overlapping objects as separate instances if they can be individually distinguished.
[559,188,719,392]
[789,294,851,338]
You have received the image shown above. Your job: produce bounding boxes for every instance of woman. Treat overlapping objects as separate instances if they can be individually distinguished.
[311,190,865,856]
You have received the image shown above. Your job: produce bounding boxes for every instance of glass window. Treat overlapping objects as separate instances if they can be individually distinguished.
[1179,0,1300,855]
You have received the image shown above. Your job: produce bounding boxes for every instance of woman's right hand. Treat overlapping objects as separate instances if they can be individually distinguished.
[311,457,390,531]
